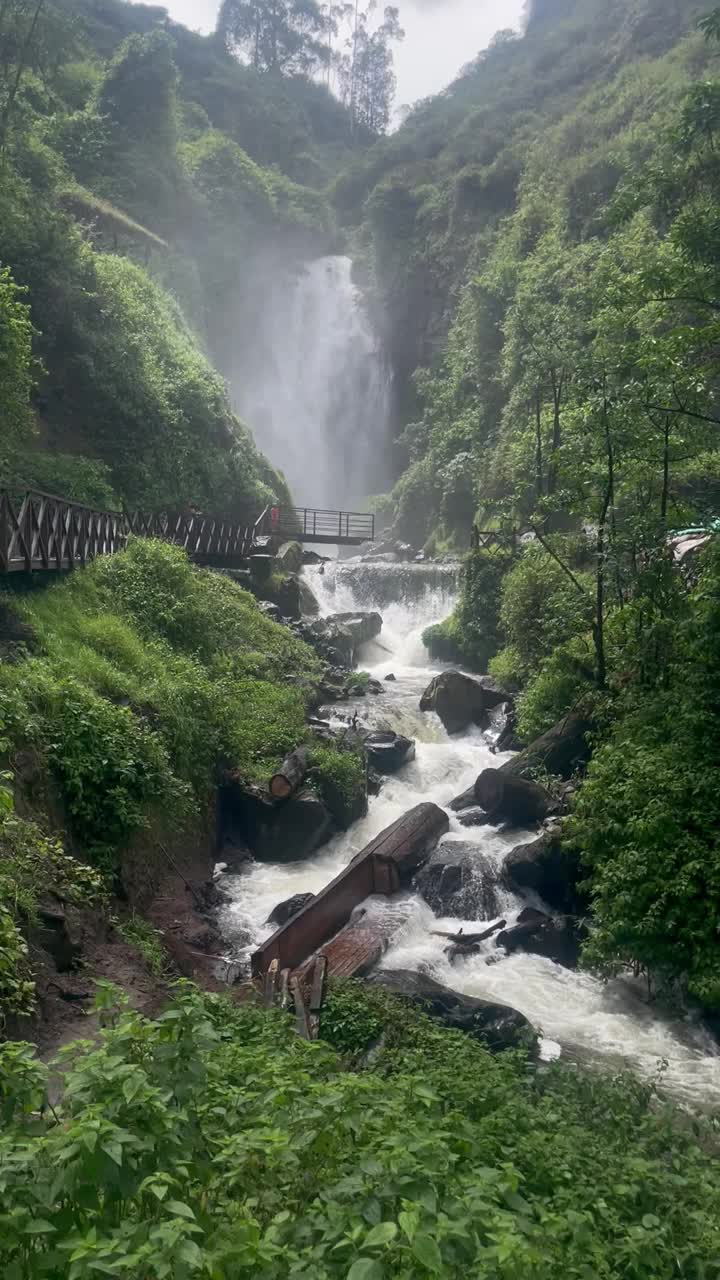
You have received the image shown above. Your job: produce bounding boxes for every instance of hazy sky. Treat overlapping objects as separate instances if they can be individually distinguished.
[147,0,527,106]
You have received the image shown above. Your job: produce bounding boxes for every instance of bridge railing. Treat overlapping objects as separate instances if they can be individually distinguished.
[0,488,129,573]
[264,507,375,545]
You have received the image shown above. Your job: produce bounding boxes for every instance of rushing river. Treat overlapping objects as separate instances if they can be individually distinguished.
[220,560,720,1109]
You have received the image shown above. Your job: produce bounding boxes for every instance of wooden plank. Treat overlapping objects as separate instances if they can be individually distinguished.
[308,956,327,1039]
[263,958,278,1008]
[320,920,387,980]
[290,975,311,1040]
[279,967,291,1010]
[251,802,449,978]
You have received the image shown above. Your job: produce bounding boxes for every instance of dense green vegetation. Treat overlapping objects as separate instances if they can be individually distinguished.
[0,981,719,1278]
[0,540,320,868]
[0,0,357,510]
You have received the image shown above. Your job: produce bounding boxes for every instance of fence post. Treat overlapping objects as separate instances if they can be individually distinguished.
[0,493,8,572]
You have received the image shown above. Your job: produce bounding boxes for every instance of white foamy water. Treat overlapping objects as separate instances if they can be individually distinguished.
[221,559,720,1108]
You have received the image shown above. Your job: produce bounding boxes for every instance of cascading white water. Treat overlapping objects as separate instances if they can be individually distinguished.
[220,560,720,1109]
[231,256,391,507]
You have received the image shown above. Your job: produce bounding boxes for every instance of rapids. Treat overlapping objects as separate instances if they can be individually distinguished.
[220,559,720,1109]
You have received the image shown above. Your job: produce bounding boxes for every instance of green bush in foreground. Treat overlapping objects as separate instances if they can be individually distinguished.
[0,982,718,1278]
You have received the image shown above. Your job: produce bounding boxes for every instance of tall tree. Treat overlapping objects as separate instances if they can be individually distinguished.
[217,0,329,76]
[338,3,404,135]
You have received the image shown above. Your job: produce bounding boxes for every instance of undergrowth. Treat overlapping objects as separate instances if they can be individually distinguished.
[0,540,321,865]
[0,982,717,1278]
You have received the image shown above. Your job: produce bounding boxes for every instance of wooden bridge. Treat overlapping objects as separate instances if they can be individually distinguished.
[0,489,375,575]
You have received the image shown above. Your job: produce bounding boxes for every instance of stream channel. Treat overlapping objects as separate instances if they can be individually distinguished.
[220,559,720,1110]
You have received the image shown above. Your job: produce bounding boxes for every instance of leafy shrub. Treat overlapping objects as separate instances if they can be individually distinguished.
[569,545,720,1005]
[0,263,34,482]
[494,547,593,687]
[0,983,718,1277]
[0,543,320,861]
[308,744,366,829]
[115,914,170,980]
[515,635,596,741]
[425,547,514,671]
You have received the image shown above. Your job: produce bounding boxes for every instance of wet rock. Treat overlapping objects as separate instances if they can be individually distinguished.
[298,576,321,616]
[419,671,512,735]
[365,731,416,774]
[367,970,536,1053]
[30,900,82,973]
[504,828,585,913]
[227,785,333,863]
[457,807,493,828]
[276,541,304,574]
[294,611,382,668]
[268,893,315,927]
[501,712,592,782]
[257,600,283,623]
[415,842,500,919]
[384,673,397,682]
[496,910,584,969]
[475,769,554,826]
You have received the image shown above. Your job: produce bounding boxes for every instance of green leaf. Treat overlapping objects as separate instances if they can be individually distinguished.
[412,1233,442,1272]
[347,1260,384,1280]
[22,1219,57,1234]
[166,1200,196,1220]
[364,1221,398,1248]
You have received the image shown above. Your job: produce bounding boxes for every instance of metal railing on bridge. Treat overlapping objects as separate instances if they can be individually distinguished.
[263,507,375,546]
[0,490,375,574]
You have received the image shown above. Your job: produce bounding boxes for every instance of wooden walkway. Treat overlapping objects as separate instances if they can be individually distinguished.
[0,490,375,575]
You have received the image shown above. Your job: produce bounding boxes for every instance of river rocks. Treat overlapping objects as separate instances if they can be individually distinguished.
[496,909,584,969]
[384,673,397,682]
[276,541,304,574]
[367,970,536,1052]
[298,576,321,616]
[365,731,416,774]
[257,599,283,623]
[225,784,333,864]
[501,712,592,782]
[420,670,512,734]
[268,893,315,927]
[294,611,382,668]
[415,842,500,919]
[475,769,554,825]
[504,827,585,913]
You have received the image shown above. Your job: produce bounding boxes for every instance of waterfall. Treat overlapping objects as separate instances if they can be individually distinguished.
[231,256,392,507]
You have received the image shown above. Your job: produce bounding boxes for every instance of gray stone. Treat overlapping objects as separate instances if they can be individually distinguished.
[420,670,512,735]
[365,731,416,774]
[367,970,536,1053]
[268,893,315,927]
[415,842,500,919]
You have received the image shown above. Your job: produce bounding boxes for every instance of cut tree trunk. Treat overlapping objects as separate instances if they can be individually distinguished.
[270,747,310,800]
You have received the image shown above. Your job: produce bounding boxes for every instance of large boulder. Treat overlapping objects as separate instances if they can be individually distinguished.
[503,827,585,913]
[226,784,333,864]
[420,671,512,735]
[276,541,304,574]
[365,731,416,774]
[368,969,536,1052]
[474,769,554,826]
[295,611,382,667]
[496,909,585,969]
[268,893,315,927]
[299,576,321,616]
[501,712,591,782]
[415,842,500,919]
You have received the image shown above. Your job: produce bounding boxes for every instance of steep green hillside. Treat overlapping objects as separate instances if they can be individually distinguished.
[0,0,351,511]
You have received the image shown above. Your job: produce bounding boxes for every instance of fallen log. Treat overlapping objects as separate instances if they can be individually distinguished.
[270,747,310,800]
[432,920,507,946]
[251,802,449,976]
